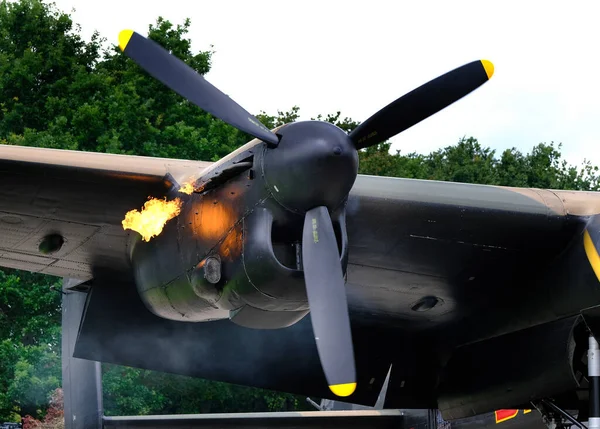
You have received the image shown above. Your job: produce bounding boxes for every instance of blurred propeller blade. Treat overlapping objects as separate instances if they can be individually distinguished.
[302,206,356,397]
[349,60,494,149]
[118,30,279,145]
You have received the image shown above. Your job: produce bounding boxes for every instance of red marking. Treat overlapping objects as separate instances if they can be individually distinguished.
[495,410,519,424]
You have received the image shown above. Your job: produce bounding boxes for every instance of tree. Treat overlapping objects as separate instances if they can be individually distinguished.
[358,138,600,191]
[256,106,301,129]
[256,107,359,134]
[102,365,305,416]
[0,269,61,421]
[0,0,102,137]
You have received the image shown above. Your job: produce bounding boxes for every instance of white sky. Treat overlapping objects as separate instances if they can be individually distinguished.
[50,0,600,167]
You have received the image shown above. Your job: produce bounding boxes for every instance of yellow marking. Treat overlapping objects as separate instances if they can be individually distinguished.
[329,382,356,397]
[358,131,378,145]
[584,230,600,282]
[119,30,134,51]
[524,409,532,414]
[481,60,494,79]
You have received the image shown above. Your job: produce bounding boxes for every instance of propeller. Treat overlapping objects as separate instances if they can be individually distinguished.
[302,206,356,397]
[117,28,494,399]
[117,30,279,145]
[349,60,494,149]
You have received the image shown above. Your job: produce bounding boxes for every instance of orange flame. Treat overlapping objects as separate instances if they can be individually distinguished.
[122,197,183,242]
[179,182,194,195]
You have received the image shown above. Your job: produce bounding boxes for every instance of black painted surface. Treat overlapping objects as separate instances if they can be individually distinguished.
[74,269,392,406]
[437,316,583,419]
[350,60,491,149]
[2,144,600,414]
[591,377,600,418]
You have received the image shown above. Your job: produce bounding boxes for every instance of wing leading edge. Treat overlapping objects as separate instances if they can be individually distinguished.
[1,144,600,332]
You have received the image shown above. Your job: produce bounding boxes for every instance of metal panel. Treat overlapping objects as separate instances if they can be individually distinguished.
[103,410,404,429]
[73,272,393,408]
[62,279,103,429]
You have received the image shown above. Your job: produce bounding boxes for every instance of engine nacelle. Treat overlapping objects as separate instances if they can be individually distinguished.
[129,142,349,329]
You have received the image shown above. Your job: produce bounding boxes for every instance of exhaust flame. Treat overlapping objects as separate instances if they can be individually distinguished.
[122,197,183,242]
[179,182,194,195]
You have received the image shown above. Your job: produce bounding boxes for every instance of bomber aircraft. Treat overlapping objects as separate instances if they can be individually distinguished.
[1,29,600,427]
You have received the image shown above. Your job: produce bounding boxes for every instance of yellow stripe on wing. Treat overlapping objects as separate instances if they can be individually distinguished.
[584,230,600,282]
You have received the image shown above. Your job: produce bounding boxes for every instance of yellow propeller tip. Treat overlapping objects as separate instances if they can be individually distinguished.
[329,382,357,397]
[118,29,134,51]
[481,60,494,79]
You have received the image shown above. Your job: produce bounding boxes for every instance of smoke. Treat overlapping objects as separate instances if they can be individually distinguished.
[73,270,331,400]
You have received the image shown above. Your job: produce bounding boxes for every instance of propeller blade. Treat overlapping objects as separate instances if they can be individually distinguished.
[349,59,494,149]
[118,30,279,145]
[302,206,356,397]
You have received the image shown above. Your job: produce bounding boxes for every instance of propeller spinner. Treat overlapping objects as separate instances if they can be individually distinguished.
[118,29,494,398]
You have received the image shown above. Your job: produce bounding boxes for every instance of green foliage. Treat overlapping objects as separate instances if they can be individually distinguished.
[0,0,102,136]
[358,137,600,191]
[0,0,245,160]
[102,365,307,416]
[0,270,61,420]
[256,106,359,134]
[311,111,359,133]
[9,345,61,418]
[256,106,301,130]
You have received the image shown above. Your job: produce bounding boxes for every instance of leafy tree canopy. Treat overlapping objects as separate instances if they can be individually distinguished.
[357,138,600,191]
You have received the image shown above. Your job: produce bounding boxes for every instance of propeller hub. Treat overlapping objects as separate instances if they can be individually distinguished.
[262,121,358,213]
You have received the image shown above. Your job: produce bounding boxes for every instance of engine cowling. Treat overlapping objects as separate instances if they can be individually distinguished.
[129,124,351,329]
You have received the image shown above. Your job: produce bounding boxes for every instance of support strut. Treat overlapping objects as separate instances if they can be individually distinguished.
[590,336,600,429]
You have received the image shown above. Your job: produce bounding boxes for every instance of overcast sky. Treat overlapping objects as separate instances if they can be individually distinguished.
[50,0,600,167]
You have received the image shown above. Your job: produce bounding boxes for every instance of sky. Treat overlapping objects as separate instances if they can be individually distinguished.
[50,0,600,167]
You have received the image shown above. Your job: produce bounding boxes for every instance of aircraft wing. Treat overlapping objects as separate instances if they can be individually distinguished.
[2,144,600,415]
[2,143,599,343]
[0,144,210,281]
[344,174,600,339]
[3,144,597,284]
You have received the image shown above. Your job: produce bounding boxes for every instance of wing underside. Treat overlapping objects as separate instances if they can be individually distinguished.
[345,175,600,331]
[0,145,210,281]
[3,145,600,409]
[1,145,599,317]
